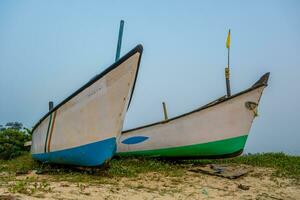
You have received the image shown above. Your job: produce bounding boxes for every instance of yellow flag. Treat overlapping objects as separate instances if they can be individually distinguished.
[226,30,230,49]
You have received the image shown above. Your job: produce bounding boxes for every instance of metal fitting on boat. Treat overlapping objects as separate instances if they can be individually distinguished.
[245,101,258,117]
[225,67,230,79]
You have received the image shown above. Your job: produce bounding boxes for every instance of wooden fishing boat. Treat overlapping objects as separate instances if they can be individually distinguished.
[117,73,269,158]
[31,45,143,166]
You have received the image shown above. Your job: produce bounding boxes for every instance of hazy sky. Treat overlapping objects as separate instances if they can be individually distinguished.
[0,1,299,154]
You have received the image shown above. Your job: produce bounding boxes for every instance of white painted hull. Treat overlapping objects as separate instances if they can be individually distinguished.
[117,73,269,158]
[31,45,143,166]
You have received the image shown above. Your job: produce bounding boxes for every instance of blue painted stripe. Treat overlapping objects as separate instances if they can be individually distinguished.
[121,136,149,145]
[32,137,116,166]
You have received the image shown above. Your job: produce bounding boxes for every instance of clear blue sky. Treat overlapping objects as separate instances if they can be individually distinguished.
[0,1,299,154]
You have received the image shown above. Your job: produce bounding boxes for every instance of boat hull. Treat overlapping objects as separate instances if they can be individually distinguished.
[31,45,143,166]
[117,73,269,158]
[32,137,116,166]
[117,135,247,159]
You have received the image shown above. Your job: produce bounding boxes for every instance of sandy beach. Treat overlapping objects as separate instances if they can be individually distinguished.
[1,164,299,200]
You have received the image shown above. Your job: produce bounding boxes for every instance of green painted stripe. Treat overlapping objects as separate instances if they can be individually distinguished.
[44,114,53,153]
[117,135,248,158]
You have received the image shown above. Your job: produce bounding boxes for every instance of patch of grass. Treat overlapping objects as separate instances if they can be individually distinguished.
[0,152,299,184]
[0,153,38,174]
[8,180,32,195]
[0,155,183,184]
[0,153,110,184]
[107,157,183,177]
[8,180,52,196]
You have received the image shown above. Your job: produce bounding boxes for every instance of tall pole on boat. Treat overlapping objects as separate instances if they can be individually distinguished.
[225,29,231,97]
[162,102,169,121]
[115,20,124,61]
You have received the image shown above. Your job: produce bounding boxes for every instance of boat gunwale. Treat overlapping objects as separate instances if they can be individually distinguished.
[32,44,143,132]
[122,72,270,134]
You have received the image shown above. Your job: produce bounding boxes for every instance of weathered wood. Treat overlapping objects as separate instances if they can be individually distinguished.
[189,164,252,179]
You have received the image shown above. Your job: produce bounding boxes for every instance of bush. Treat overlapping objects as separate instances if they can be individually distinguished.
[0,128,31,160]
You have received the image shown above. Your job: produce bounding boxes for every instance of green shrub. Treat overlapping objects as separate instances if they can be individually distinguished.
[0,128,31,160]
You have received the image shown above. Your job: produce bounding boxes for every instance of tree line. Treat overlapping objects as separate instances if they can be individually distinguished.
[0,122,32,160]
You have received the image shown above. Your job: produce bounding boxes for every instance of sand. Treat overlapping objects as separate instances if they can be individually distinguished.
[0,166,299,200]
